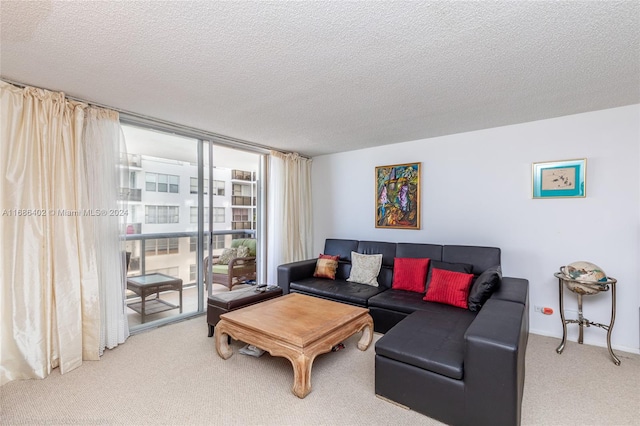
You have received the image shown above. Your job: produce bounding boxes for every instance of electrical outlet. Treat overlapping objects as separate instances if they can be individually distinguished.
[534,305,554,315]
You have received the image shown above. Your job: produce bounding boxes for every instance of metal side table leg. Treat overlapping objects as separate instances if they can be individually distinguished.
[577,294,585,344]
[556,277,568,354]
[607,282,621,365]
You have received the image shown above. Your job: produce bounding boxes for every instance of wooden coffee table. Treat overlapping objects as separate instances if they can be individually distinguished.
[214,293,374,398]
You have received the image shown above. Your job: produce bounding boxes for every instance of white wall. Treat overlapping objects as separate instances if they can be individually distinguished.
[312,104,640,354]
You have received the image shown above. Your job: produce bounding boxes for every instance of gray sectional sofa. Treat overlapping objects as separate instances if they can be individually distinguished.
[277,238,529,426]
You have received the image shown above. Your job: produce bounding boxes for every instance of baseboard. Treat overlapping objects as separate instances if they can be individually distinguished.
[529,329,640,355]
[375,394,410,410]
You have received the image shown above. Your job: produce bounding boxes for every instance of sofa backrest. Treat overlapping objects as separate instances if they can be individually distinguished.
[324,238,358,261]
[231,238,257,256]
[442,245,501,275]
[323,239,358,281]
[396,243,443,261]
[322,239,501,288]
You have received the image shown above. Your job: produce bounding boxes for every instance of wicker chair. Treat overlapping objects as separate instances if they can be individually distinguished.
[204,238,257,290]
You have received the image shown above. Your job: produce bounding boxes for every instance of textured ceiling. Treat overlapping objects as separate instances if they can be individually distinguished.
[1,1,639,157]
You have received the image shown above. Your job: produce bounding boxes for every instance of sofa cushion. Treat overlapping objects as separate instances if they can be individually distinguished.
[392,258,430,292]
[375,308,477,380]
[290,277,386,306]
[368,288,428,314]
[347,252,383,286]
[313,254,340,280]
[424,268,474,309]
[468,265,502,312]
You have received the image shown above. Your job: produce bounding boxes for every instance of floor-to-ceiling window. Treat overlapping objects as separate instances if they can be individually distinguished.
[121,124,262,332]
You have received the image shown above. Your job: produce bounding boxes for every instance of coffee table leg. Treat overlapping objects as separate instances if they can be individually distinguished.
[215,323,233,359]
[357,317,374,351]
[291,353,312,399]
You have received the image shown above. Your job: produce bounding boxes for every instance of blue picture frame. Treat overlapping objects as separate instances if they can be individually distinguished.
[532,159,586,198]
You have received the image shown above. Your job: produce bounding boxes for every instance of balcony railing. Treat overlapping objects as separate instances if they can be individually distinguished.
[124,229,256,278]
[126,223,142,234]
[119,187,142,202]
[231,169,254,181]
[231,195,256,206]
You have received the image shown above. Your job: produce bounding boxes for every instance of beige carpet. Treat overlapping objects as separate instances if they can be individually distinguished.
[1,316,639,425]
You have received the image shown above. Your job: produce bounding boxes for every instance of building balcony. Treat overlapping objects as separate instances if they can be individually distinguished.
[232,221,254,230]
[231,195,256,206]
[231,169,254,181]
[119,187,142,202]
[126,223,142,234]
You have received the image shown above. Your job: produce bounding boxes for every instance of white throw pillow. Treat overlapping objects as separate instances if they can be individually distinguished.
[347,251,382,287]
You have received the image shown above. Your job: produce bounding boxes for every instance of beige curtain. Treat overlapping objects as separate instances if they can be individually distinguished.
[0,81,127,385]
[83,108,130,355]
[266,150,313,284]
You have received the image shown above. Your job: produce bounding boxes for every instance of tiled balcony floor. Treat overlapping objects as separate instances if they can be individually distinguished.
[126,283,253,327]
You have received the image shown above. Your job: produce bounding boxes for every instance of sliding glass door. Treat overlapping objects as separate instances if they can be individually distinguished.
[120,124,263,332]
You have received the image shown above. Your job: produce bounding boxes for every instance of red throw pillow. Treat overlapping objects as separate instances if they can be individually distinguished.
[392,258,430,292]
[313,253,340,279]
[423,268,475,309]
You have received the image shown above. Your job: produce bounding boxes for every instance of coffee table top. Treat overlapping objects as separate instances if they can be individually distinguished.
[127,273,181,286]
[219,293,369,347]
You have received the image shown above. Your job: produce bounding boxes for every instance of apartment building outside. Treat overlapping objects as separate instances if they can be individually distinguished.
[122,152,257,289]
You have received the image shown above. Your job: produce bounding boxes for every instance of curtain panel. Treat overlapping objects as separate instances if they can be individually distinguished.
[266,151,313,284]
[0,81,128,385]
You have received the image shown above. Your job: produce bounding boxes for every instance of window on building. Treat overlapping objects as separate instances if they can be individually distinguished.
[232,208,250,221]
[212,180,225,196]
[145,205,179,224]
[213,207,225,223]
[189,235,224,252]
[144,238,180,256]
[189,178,224,195]
[232,183,251,196]
[212,234,225,249]
[190,206,210,223]
[146,172,179,193]
[189,264,196,282]
[169,175,179,193]
[146,173,157,191]
[190,177,208,195]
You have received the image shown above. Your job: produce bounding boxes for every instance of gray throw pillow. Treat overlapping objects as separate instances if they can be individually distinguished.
[347,251,382,286]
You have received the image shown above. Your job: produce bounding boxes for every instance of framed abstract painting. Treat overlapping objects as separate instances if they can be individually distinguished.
[532,158,586,198]
[375,162,421,229]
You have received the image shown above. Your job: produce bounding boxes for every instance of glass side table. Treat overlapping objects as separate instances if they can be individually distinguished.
[554,272,620,365]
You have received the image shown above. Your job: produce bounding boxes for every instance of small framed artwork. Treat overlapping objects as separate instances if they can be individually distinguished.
[375,162,420,229]
[532,159,586,199]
